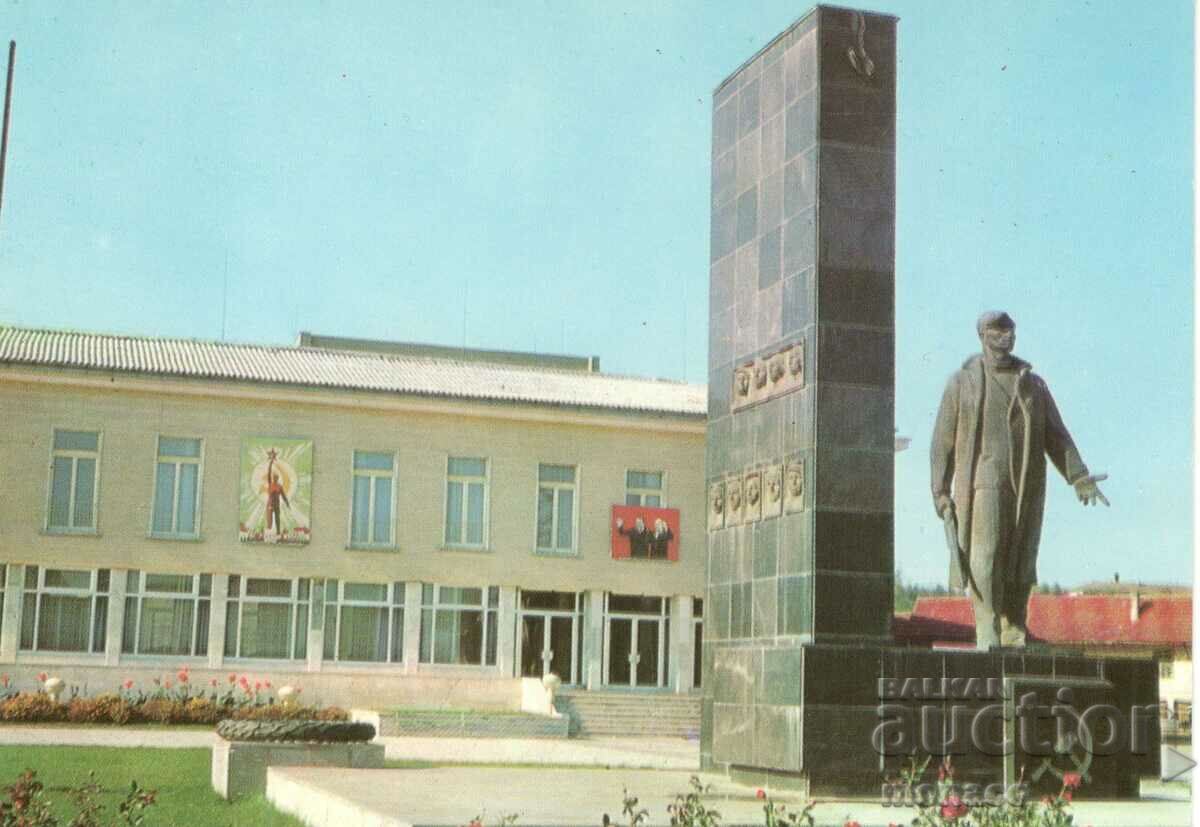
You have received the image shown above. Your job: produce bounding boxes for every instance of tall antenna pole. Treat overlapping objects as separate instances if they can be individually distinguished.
[0,41,16,229]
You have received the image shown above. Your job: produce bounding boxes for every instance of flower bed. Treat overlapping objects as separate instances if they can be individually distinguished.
[0,669,348,727]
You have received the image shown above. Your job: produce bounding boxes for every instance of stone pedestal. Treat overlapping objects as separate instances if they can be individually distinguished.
[212,740,385,800]
[710,642,1159,798]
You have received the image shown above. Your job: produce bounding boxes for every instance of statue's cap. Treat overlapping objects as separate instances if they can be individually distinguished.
[976,311,1015,335]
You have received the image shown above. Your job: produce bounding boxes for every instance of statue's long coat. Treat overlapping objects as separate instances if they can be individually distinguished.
[930,354,1088,590]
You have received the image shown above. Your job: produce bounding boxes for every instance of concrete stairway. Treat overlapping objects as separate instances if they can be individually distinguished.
[554,690,701,738]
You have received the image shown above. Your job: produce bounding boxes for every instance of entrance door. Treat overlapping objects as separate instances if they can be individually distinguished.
[607,617,633,685]
[519,611,579,683]
[604,615,665,688]
[635,618,661,686]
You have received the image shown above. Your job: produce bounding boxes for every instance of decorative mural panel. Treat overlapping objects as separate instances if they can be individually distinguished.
[784,457,805,514]
[762,464,784,519]
[725,475,744,527]
[239,437,313,544]
[742,470,762,523]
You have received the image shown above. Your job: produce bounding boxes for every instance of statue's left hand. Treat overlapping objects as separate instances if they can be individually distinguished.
[1073,473,1110,507]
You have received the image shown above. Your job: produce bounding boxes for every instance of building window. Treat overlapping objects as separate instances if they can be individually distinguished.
[536,464,577,553]
[122,571,211,657]
[323,581,405,663]
[151,437,202,538]
[224,576,310,660]
[445,457,487,548]
[1160,660,1174,680]
[693,597,703,689]
[350,451,396,547]
[20,566,109,653]
[47,430,101,532]
[625,470,664,506]
[419,584,498,666]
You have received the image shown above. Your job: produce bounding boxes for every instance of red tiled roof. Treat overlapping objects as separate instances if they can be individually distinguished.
[896,594,1192,648]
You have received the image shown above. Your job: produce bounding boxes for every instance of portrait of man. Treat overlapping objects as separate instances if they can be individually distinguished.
[649,518,674,559]
[614,515,651,558]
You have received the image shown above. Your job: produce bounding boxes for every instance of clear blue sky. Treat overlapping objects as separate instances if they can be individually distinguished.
[0,2,1192,588]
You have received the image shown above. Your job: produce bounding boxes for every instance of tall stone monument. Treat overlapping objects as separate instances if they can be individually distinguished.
[703,5,1159,798]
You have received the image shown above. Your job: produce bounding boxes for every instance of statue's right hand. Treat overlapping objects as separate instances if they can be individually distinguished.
[935,495,954,519]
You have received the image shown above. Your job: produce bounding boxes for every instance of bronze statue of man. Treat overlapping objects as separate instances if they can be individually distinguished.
[931,311,1108,649]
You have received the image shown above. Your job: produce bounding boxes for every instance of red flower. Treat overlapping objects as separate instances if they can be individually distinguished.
[36,672,47,683]
[177,670,189,683]
[254,681,262,692]
[228,673,237,684]
[756,788,766,799]
[122,679,134,690]
[1062,771,1082,790]
[844,822,862,827]
[164,680,173,689]
[1062,790,1073,802]
[939,794,968,821]
[210,678,219,687]
[264,680,272,689]
[1,675,9,688]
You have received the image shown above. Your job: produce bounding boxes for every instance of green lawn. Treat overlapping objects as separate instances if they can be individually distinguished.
[0,746,303,826]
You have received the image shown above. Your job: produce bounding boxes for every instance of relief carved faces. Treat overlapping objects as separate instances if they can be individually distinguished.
[763,464,783,518]
[725,476,744,526]
[784,459,805,513]
[730,337,806,412]
[743,470,762,523]
[708,481,726,531]
[769,354,785,384]
[734,367,752,399]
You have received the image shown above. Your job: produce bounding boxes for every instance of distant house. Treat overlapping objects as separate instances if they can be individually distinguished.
[894,592,1192,723]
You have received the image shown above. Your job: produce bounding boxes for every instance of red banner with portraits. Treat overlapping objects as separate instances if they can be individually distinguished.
[610,505,680,561]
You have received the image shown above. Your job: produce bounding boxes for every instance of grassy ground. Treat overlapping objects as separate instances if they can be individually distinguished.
[0,746,303,826]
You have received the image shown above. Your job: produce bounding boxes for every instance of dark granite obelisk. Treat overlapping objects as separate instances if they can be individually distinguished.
[703,4,897,783]
[702,6,1158,797]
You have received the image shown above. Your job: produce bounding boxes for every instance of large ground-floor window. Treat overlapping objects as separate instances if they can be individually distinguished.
[323,580,405,663]
[419,584,498,666]
[122,571,211,657]
[224,576,309,660]
[20,566,109,654]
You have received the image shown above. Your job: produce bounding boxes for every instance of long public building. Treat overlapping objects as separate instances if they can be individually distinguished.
[0,326,706,708]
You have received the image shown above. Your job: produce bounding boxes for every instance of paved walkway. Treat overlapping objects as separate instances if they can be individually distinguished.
[0,725,217,748]
[0,725,698,769]
[377,735,698,769]
[266,765,1193,827]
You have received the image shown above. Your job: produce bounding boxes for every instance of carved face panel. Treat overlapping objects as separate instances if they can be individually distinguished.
[710,484,724,514]
[754,364,768,389]
[735,369,751,397]
[789,347,803,377]
[765,468,782,502]
[769,357,785,383]
[787,466,803,497]
[728,483,742,511]
[746,475,761,505]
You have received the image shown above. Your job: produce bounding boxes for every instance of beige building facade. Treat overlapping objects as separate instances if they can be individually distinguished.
[0,327,707,708]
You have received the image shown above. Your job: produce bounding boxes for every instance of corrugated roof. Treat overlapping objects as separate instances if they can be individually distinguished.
[896,595,1192,648]
[0,326,707,417]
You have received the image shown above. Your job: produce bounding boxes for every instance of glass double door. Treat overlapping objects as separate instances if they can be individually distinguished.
[605,615,666,688]
[519,611,577,684]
